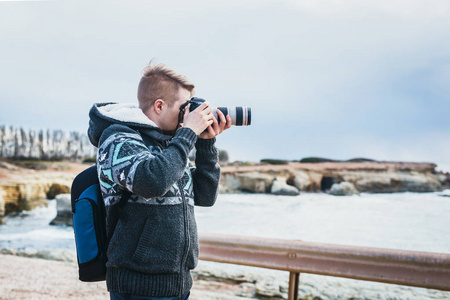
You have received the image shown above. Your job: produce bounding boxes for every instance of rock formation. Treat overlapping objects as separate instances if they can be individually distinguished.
[1,158,448,224]
[0,161,84,224]
[220,162,449,195]
[270,177,300,196]
[0,125,96,160]
[330,181,359,196]
[221,172,274,193]
[50,194,72,226]
[0,178,72,213]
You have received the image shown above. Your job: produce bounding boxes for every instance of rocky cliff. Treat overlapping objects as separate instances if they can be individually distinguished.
[1,160,449,225]
[0,125,95,160]
[0,161,86,224]
[220,162,450,195]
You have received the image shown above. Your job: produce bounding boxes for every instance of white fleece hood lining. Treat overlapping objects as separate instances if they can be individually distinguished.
[97,103,159,128]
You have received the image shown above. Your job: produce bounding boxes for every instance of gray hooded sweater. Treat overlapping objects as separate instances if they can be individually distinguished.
[88,102,220,297]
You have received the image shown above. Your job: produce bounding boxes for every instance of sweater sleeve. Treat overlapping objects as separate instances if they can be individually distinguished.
[97,124,197,198]
[191,137,220,207]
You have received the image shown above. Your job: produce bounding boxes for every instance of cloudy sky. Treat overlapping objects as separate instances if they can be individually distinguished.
[1,0,449,171]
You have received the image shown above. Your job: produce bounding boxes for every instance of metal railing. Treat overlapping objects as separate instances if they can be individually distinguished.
[198,234,450,300]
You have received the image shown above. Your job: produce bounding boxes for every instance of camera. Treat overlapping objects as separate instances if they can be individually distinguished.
[183,97,251,126]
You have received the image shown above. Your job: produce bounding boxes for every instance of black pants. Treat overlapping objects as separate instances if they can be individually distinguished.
[110,291,190,300]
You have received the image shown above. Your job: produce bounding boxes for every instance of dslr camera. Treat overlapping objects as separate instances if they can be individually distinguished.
[181,97,251,126]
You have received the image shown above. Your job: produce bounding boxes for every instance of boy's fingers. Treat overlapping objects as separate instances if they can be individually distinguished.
[202,106,213,115]
[199,101,210,110]
[209,116,219,133]
[217,110,227,126]
[225,115,232,129]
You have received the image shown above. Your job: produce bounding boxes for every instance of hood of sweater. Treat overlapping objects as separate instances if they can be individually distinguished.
[88,102,171,147]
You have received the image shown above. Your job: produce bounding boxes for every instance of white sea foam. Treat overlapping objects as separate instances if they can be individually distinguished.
[196,191,450,253]
[0,200,73,249]
[1,192,449,253]
[439,189,450,197]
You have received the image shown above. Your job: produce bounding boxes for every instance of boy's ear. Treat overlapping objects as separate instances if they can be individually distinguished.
[154,99,164,114]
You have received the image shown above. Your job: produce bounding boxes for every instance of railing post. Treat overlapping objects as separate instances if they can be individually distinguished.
[288,272,300,300]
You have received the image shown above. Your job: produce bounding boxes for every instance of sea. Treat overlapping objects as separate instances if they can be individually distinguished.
[1,191,450,299]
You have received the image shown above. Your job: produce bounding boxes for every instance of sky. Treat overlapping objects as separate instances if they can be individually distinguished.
[1,0,449,172]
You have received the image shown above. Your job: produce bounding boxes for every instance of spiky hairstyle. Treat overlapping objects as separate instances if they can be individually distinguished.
[137,61,195,112]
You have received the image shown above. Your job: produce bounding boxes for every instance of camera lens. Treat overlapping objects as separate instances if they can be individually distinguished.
[213,107,251,126]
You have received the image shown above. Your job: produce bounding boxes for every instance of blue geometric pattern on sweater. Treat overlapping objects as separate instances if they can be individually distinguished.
[183,168,192,191]
[112,142,136,166]
[97,131,195,207]
[97,132,149,205]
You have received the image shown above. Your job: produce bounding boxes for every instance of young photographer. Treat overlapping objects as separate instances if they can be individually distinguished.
[88,62,231,299]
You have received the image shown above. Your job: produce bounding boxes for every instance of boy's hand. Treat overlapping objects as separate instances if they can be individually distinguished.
[199,109,232,139]
[182,101,214,135]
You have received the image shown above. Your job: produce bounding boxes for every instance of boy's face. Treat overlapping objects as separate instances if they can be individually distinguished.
[159,87,191,135]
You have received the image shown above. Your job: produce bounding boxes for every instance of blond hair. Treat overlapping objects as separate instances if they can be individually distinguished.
[137,61,195,113]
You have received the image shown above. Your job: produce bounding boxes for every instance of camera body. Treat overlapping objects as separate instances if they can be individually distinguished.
[185,97,251,126]
[187,97,206,112]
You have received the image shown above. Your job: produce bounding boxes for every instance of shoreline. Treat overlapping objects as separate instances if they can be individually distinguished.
[1,160,449,224]
[0,253,247,300]
[1,250,449,300]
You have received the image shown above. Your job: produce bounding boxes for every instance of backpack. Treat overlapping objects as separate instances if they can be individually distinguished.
[71,164,131,282]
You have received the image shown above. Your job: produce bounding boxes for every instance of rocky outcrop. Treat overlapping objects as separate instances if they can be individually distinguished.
[271,178,300,196]
[0,178,72,213]
[336,169,443,193]
[220,162,449,195]
[47,183,70,200]
[290,170,323,192]
[0,160,448,223]
[0,180,48,212]
[220,172,300,196]
[0,162,77,223]
[50,194,72,226]
[0,125,95,160]
[221,172,274,193]
[330,181,359,196]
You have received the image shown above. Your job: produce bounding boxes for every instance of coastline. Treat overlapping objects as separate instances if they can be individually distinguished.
[1,160,449,299]
[1,160,449,224]
[0,254,109,300]
[0,254,247,300]
[1,251,449,300]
